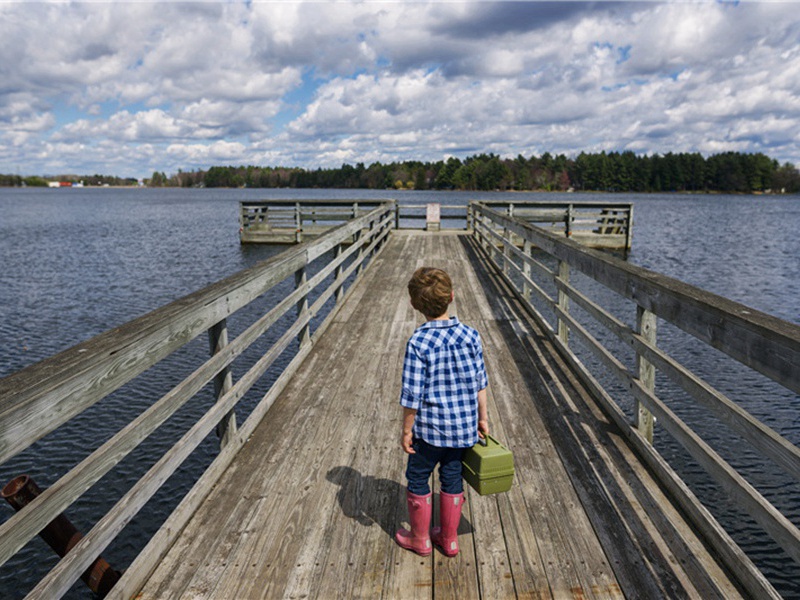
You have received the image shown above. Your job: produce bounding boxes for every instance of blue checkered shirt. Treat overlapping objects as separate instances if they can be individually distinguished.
[400,317,488,448]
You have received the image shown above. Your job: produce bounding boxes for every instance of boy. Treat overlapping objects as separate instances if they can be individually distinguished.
[395,267,489,557]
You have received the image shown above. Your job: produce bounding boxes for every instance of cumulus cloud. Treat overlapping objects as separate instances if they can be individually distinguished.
[0,1,799,177]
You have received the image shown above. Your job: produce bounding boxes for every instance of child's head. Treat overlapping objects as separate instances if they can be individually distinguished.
[408,267,453,319]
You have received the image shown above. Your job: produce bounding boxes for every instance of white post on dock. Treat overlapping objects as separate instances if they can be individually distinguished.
[426,203,441,232]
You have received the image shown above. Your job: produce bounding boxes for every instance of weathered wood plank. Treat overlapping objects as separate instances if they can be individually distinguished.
[275,327,395,599]
[314,248,413,600]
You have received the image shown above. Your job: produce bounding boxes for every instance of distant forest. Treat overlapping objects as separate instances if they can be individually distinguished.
[4,151,799,193]
[154,151,800,193]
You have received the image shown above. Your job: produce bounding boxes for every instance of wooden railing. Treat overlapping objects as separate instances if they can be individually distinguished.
[240,199,388,243]
[240,199,470,242]
[471,202,800,598]
[0,202,395,598]
[481,200,633,249]
[241,199,633,249]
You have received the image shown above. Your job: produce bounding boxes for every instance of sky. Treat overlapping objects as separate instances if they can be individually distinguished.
[1,1,799,180]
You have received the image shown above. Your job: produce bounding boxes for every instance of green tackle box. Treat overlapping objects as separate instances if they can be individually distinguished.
[462,434,514,495]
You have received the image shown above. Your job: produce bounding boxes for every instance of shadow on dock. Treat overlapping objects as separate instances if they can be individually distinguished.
[326,466,474,540]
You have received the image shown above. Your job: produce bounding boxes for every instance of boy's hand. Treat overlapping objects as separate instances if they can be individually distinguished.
[401,430,416,454]
[478,419,489,439]
[401,407,417,454]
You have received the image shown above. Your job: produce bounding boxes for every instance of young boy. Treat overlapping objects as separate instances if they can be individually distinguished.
[395,267,489,557]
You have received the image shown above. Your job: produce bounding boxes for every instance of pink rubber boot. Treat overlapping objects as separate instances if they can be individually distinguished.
[395,491,432,556]
[432,492,464,557]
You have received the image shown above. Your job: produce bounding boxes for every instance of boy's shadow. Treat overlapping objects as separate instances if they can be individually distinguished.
[326,466,473,539]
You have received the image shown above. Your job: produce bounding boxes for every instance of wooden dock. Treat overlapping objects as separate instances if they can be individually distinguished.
[2,201,798,599]
[131,232,740,599]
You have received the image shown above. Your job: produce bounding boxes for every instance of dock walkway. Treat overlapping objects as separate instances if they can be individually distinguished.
[137,232,742,599]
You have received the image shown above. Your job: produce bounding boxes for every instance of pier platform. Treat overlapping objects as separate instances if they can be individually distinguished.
[135,232,742,599]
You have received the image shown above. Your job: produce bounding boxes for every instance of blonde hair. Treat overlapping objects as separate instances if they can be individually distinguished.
[407,267,452,318]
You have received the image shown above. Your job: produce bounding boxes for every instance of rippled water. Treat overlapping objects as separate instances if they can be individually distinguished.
[1,188,798,597]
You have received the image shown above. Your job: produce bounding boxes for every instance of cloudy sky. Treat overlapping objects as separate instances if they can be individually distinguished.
[1,1,799,179]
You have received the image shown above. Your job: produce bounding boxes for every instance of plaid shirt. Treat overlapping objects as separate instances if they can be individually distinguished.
[400,317,488,448]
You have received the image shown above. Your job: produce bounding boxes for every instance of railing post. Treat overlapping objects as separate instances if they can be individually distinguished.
[636,306,657,444]
[367,216,376,258]
[502,230,511,276]
[296,266,311,347]
[334,243,344,304]
[565,204,573,238]
[395,202,401,230]
[625,204,634,251]
[557,261,570,345]
[295,202,302,243]
[522,239,532,303]
[208,319,236,449]
[355,229,364,276]
[502,205,513,275]
[481,212,490,252]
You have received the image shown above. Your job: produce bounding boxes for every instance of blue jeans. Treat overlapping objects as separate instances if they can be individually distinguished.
[405,438,465,496]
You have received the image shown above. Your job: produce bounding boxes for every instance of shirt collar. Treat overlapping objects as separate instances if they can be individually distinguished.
[419,316,459,330]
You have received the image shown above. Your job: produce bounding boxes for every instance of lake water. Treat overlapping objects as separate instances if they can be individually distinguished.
[1,187,798,597]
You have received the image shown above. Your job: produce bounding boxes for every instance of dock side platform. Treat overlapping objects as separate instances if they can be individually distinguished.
[134,231,743,599]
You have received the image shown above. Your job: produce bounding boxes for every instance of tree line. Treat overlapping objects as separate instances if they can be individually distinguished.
[3,151,799,193]
[0,173,138,187]
[180,151,800,194]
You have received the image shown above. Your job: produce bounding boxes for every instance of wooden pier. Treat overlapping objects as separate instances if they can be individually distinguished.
[131,232,739,599]
[1,201,798,598]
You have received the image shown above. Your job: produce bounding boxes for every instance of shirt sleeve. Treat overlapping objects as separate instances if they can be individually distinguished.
[475,335,488,390]
[400,340,426,409]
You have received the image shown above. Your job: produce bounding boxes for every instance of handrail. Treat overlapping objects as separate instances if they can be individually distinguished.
[240,199,633,247]
[240,199,387,242]
[0,202,395,598]
[471,201,800,598]
[481,200,633,249]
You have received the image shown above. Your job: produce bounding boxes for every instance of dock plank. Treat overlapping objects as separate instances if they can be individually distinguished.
[136,231,746,600]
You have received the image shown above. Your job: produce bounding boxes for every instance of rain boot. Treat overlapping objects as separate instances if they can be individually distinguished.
[432,491,463,557]
[395,491,432,556]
